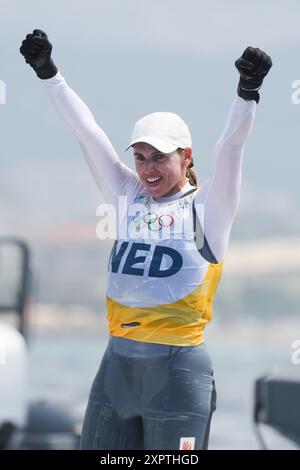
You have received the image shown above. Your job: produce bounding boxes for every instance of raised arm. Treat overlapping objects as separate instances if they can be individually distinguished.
[195,47,272,263]
[19,29,143,207]
[41,70,143,206]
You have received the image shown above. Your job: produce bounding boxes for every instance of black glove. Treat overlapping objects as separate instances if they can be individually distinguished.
[20,29,58,79]
[235,47,272,104]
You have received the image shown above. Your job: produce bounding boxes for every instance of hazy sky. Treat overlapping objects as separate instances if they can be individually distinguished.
[1,0,300,239]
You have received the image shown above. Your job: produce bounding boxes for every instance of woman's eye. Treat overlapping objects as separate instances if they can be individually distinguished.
[135,154,165,162]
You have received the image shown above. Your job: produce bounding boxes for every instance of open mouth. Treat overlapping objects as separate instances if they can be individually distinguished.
[145,176,162,188]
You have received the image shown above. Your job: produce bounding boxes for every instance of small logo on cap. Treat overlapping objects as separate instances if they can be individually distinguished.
[179,437,195,450]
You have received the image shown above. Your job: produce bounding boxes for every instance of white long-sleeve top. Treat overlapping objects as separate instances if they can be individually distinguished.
[42,71,256,264]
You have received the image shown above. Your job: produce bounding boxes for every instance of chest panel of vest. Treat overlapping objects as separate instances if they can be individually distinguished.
[106,188,223,346]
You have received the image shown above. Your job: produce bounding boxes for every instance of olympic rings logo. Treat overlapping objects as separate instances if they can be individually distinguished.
[132,211,174,232]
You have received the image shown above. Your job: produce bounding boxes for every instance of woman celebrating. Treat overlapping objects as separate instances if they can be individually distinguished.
[20,30,272,450]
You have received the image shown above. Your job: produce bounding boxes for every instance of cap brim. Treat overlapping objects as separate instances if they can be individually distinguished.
[124,136,178,153]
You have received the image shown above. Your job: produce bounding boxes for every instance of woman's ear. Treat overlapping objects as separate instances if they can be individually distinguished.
[183,147,193,167]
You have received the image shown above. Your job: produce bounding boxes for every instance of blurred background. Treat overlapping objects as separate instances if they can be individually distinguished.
[0,0,300,450]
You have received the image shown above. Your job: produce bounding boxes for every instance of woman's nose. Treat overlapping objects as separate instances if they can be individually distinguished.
[144,160,156,174]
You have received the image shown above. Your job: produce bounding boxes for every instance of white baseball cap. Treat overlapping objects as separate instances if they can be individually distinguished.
[125,111,192,153]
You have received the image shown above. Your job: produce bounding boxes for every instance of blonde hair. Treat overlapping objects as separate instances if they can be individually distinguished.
[178,148,198,187]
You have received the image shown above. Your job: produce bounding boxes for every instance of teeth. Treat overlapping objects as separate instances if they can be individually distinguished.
[146,177,161,183]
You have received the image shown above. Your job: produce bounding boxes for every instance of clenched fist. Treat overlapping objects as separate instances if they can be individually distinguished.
[235,47,272,103]
[20,29,58,79]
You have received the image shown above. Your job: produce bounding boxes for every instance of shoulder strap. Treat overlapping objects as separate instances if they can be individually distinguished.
[192,197,219,264]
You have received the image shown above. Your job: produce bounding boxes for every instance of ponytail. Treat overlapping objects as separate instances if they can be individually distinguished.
[186,163,198,187]
[177,148,198,187]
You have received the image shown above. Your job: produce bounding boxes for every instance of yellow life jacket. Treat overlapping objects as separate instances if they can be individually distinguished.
[106,188,223,346]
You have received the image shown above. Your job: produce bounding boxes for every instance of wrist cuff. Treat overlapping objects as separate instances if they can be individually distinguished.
[35,59,58,80]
